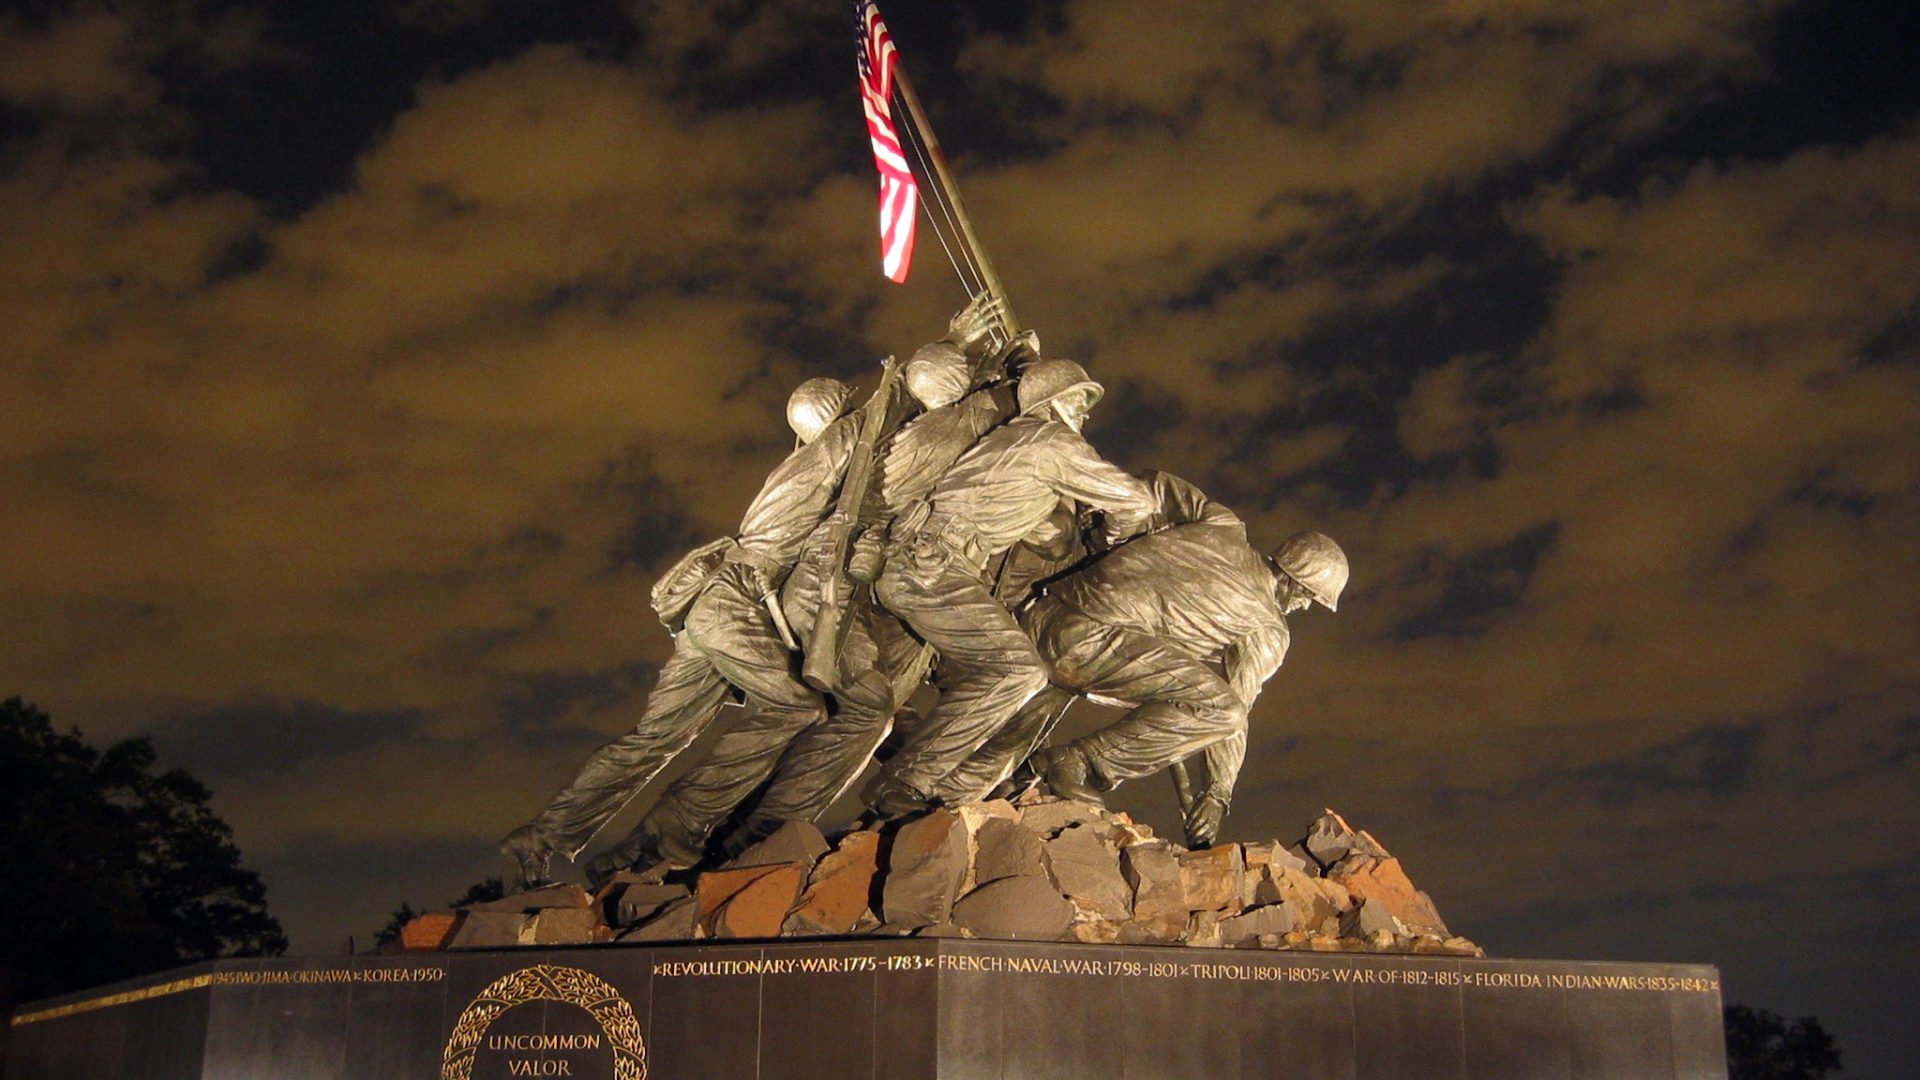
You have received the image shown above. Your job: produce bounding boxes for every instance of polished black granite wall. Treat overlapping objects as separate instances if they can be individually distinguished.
[6,941,1725,1079]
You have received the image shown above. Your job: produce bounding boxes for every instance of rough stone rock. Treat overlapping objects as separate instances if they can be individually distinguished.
[437,802,1468,957]
[1217,901,1305,946]
[595,868,657,899]
[1071,918,1122,944]
[1310,875,1356,915]
[881,809,969,928]
[1242,864,1280,909]
[449,911,530,948]
[606,882,691,928]
[1044,824,1133,921]
[1178,844,1245,913]
[915,922,973,938]
[1303,809,1390,868]
[1328,856,1448,935]
[1327,851,1385,877]
[1018,798,1106,837]
[951,875,1076,941]
[727,820,829,871]
[1122,841,1188,939]
[1341,898,1399,938]
[1185,909,1224,948]
[526,906,607,945]
[972,816,1049,884]
[399,913,459,951]
[957,799,1022,892]
[1010,783,1051,807]
[696,864,789,922]
[1265,865,1342,928]
[958,799,1020,834]
[711,863,805,938]
[785,830,882,934]
[1244,840,1314,877]
[467,883,593,912]
[622,896,697,942]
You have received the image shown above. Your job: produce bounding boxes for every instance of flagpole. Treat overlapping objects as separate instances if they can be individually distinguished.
[889,68,1021,340]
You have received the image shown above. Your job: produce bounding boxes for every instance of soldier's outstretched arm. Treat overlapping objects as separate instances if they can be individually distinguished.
[1188,626,1289,846]
[1037,428,1159,541]
[1142,470,1242,531]
[1189,729,1247,847]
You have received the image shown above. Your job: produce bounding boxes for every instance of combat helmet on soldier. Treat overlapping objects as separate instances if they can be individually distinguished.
[904,344,972,410]
[786,378,856,445]
[1017,359,1103,432]
[1272,531,1348,611]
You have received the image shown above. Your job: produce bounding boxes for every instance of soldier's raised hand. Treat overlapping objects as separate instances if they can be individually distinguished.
[948,291,1005,354]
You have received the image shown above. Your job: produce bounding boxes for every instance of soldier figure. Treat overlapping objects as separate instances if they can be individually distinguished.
[582,303,1013,876]
[497,378,862,888]
[940,473,1347,848]
[861,358,1162,819]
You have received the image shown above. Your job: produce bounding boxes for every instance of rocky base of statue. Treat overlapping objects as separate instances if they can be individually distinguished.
[395,803,1481,957]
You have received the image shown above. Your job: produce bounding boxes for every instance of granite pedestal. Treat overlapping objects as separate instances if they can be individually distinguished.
[5,940,1725,1079]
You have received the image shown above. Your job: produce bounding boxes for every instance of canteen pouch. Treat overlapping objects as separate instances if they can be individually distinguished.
[650,537,734,632]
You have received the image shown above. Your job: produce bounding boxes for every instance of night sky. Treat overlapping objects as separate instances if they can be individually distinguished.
[4,0,1918,1072]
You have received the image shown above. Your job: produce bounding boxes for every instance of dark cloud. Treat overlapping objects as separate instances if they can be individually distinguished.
[1568,722,1762,803]
[499,661,660,734]
[3,0,1919,1071]
[153,698,423,778]
[1392,522,1561,641]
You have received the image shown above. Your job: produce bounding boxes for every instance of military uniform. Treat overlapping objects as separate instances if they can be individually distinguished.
[611,387,1015,862]
[936,474,1288,805]
[866,414,1158,809]
[512,413,861,862]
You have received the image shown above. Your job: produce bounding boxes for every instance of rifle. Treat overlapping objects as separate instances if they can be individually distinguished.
[799,13,1026,694]
[802,356,906,692]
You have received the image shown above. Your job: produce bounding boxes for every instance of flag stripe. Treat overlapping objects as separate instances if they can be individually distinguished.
[854,0,917,283]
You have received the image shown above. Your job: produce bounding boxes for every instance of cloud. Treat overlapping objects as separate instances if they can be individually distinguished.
[3,18,1918,1071]
[0,10,153,111]
[0,33,854,742]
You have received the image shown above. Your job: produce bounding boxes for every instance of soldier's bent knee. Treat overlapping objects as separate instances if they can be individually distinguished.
[1008,653,1051,701]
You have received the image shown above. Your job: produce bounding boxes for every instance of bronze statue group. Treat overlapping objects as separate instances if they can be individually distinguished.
[501,297,1348,890]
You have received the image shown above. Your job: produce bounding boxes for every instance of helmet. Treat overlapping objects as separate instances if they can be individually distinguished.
[1272,531,1348,611]
[1017,358,1103,420]
[904,343,970,410]
[786,378,855,444]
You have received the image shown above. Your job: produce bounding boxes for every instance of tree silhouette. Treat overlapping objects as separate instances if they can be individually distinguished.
[1,697,286,1010]
[1724,1004,1842,1079]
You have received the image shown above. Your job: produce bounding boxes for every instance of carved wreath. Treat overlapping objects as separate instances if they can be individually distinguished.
[441,964,646,1080]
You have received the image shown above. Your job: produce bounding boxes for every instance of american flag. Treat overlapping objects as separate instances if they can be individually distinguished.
[854,0,918,283]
